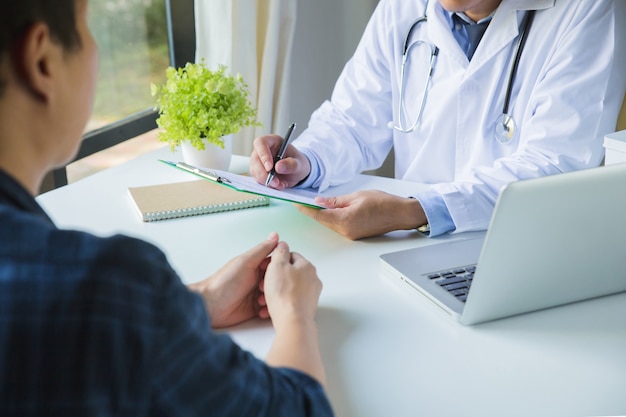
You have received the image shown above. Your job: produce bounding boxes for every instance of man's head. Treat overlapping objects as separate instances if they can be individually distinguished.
[0,0,97,194]
[0,0,82,95]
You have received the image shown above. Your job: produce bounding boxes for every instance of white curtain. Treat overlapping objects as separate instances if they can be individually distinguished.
[194,0,297,156]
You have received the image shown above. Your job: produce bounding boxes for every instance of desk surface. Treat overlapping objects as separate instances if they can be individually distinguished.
[38,146,626,417]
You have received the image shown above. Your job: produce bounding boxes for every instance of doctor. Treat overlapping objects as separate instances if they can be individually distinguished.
[251,0,626,240]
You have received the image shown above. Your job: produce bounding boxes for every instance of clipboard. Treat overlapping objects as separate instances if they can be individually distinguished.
[159,160,324,209]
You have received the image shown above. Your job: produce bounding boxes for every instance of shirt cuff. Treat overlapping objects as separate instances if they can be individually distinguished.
[414,190,456,237]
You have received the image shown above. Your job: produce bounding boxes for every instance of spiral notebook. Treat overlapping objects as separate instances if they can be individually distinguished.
[128,179,269,222]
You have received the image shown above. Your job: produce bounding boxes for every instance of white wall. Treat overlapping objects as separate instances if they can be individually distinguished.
[288,0,394,177]
[288,0,378,130]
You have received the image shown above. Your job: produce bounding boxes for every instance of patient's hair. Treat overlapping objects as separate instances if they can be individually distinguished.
[0,0,81,94]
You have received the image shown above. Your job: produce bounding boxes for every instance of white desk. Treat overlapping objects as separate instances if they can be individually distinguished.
[38,146,626,417]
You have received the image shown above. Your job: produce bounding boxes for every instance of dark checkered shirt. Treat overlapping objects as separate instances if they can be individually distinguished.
[0,169,333,416]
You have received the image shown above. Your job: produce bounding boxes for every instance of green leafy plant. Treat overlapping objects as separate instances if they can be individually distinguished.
[151,61,260,150]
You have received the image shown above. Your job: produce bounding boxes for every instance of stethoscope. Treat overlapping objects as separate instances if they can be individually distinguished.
[389,4,535,144]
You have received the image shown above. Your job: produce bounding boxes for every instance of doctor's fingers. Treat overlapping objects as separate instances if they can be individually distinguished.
[298,191,402,240]
[273,154,311,185]
[295,203,365,240]
[252,134,284,171]
[249,153,269,185]
[250,137,279,184]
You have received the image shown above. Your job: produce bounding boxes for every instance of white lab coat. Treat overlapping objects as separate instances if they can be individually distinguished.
[294,0,626,233]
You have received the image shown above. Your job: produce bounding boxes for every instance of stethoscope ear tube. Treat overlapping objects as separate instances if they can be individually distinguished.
[391,14,434,133]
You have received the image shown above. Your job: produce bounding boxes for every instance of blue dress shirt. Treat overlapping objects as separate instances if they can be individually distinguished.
[0,169,333,416]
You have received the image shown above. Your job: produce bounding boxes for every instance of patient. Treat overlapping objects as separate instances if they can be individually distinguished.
[0,0,333,415]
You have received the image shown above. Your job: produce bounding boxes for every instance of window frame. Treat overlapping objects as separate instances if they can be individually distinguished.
[51,0,196,188]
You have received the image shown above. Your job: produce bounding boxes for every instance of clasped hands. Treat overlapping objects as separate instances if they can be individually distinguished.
[188,232,321,329]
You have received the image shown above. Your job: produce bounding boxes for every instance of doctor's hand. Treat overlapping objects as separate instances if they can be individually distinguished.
[188,232,279,329]
[296,190,427,240]
[250,134,311,190]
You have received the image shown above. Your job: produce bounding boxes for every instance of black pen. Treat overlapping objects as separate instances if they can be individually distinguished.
[265,122,296,186]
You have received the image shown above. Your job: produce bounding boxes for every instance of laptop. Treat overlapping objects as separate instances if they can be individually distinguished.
[380,163,626,325]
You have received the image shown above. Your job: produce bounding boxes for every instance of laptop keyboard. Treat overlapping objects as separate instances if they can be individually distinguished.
[426,265,476,302]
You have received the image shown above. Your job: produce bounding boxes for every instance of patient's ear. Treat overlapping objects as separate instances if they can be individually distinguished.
[14,22,59,102]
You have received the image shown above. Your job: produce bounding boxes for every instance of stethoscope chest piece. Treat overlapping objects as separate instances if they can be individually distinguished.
[494,113,516,144]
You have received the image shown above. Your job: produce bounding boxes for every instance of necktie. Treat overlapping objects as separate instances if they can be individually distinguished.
[455,15,490,60]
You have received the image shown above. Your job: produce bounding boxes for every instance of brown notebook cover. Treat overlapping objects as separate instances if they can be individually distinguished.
[128,179,269,222]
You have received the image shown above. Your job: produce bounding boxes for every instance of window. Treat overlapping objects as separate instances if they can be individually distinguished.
[87,0,169,133]
[50,0,195,188]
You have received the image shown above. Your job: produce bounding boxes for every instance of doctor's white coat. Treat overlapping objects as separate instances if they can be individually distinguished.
[294,0,626,233]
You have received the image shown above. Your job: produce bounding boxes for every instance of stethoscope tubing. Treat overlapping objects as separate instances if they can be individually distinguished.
[391,4,535,143]
[502,10,535,116]
[402,16,427,56]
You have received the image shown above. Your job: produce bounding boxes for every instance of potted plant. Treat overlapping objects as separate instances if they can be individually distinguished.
[151,61,260,169]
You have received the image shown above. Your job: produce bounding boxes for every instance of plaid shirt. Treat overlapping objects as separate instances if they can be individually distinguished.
[0,170,333,416]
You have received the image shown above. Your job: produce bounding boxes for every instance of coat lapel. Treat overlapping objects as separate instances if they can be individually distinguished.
[427,0,556,77]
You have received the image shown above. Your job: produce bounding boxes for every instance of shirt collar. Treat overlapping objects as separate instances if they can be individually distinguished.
[0,169,54,224]
[447,10,495,26]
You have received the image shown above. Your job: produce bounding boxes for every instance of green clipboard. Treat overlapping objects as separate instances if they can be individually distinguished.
[159,159,324,209]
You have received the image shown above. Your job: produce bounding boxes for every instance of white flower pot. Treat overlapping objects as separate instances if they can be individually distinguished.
[180,135,233,170]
